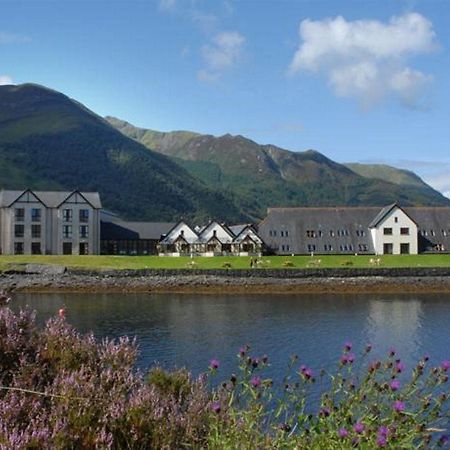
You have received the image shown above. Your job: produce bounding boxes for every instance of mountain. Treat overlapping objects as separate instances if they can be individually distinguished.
[107,117,450,218]
[0,84,247,222]
[344,163,430,188]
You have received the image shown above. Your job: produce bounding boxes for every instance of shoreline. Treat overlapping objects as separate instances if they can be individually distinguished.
[2,271,450,294]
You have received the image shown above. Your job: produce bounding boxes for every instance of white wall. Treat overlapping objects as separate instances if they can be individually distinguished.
[371,207,418,255]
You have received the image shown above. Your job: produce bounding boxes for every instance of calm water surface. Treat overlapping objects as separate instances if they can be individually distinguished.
[11,292,450,379]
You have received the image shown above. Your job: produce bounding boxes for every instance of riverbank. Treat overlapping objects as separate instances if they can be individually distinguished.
[2,267,450,294]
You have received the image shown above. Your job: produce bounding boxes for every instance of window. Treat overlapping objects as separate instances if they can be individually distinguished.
[430,230,436,237]
[400,243,410,254]
[15,208,25,221]
[400,227,409,235]
[31,208,41,222]
[383,243,393,254]
[79,225,89,238]
[14,242,24,255]
[14,224,24,238]
[329,230,334,237]
[63,242,72,255]
[394,217,398,223]
[356,229,365,237]
[307,244,316,252]
[31,242,41,255]
[306,230,316,238]
[79,242,89,255]
[63,225,72,239]
[383,227,393,235]
[63,209,73,222]
[286,244,290,251]
[358,244,368,252]
[318,230,323,237]
[285,230,289,237]
[280,231,284,237]
[31,224,41,238]
[324,244,333,251]
[79,209,89,223]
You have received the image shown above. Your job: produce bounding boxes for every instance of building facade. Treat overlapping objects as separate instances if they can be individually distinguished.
[158,221,263,256]
[0,190,101,255]
[259,204,450,255]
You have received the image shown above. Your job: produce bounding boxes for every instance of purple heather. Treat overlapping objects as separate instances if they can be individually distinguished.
[376,435,387,447]
[250,376,262,388]
[393,400,405,412]
[209,359,220,370]
[353,422,365,434]
[338,428,349,438]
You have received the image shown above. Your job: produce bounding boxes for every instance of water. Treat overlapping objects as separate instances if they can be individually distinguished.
[10,292,450,379]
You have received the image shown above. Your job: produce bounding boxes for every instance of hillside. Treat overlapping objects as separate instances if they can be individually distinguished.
[0,84,247,222]
[108,117,450,218]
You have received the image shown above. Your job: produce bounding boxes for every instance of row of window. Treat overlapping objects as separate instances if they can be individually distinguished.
[270,229,366,238]
[14,241,89,255]
[14,208,90,223]
[305,244,369,253]
[14,224,89,239]
[15,208,41,222]
[383,227,410,235]
[383,243,410,254]
[420,229,450,237]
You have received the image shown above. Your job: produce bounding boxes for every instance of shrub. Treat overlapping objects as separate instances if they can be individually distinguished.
[0,307,449,448]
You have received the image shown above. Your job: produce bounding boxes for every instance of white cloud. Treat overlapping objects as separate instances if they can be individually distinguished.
[288,13,437,108]
[159,0,176,11]
[198,31,245,82]
[0,31,30,44]
[0,75,12,85]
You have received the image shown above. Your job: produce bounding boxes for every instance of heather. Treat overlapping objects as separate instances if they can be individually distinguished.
[1,305,449,448]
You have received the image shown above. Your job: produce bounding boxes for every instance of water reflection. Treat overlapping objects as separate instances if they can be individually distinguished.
[10,292,450,379]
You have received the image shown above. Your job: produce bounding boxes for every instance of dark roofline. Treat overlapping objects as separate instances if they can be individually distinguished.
[6,189,46,208]
[56,190,98,209]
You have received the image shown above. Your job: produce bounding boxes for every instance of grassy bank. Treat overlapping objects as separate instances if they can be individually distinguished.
[1,254,450,272]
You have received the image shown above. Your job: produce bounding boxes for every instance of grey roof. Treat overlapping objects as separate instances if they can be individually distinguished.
[0,190,102,209]
[368,203,398,228]
[101,219,175,240]
[259,206,450,254]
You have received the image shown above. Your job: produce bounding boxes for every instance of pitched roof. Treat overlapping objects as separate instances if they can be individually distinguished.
[101,219,175,240]
[0,190,102,209]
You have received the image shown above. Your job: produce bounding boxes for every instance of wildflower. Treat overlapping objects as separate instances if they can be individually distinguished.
[438,435,449,446]
[353,422,365,434]
[393,400,405,412]
[338,428,349,438]
[441,360,450,372]
[390,380,401,391]
[250,376,261,388]
[378,426,389,437]
[251,358,259,368]
[238,345,248,357]
[211,401,221,414]
[365,343,373,353]
[344,341,353,351]
[319,407,330,417]
[300,366,313,379]
[395,361,405,373]
[376,435,387,447]
[262,354,268,364]
[230,373,237,384]
[209,359,220,370]
[279,423,291,432]
[389,347,396,357]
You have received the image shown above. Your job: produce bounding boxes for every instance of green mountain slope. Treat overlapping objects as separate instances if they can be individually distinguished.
[0,84,247,222]
[108,117,450,218]
[344,163,429,188]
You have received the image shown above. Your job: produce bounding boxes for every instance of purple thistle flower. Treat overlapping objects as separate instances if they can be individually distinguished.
[302,367,313,379]
[211,401,221,413]
[353,422,365,434]
[250,376,261,388]
[344,341,353,351]
[438,435,449,446]
[393,400,405,412]
[378,425,389,437]
[395,361,405,373]
[390,380,401,391]
[338,428,349,438]
[376,435,387,447]
[319,407,330,417]
[441,360,450,372]
[389,347,396,357]
[209,358,220,370]
[238,346,247,357]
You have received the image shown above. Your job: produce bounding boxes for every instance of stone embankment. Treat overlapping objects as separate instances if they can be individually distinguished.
[1,265,450,294]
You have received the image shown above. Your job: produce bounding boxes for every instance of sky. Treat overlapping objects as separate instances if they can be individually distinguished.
[1,0,450,197]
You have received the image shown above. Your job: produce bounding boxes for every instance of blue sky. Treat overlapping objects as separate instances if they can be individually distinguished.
[1,0,450,196]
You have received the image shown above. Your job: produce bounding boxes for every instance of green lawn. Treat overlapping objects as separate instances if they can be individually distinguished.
[1,254,450,272]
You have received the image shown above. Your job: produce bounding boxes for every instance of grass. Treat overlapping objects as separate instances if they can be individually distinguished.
[1,254,450,272]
